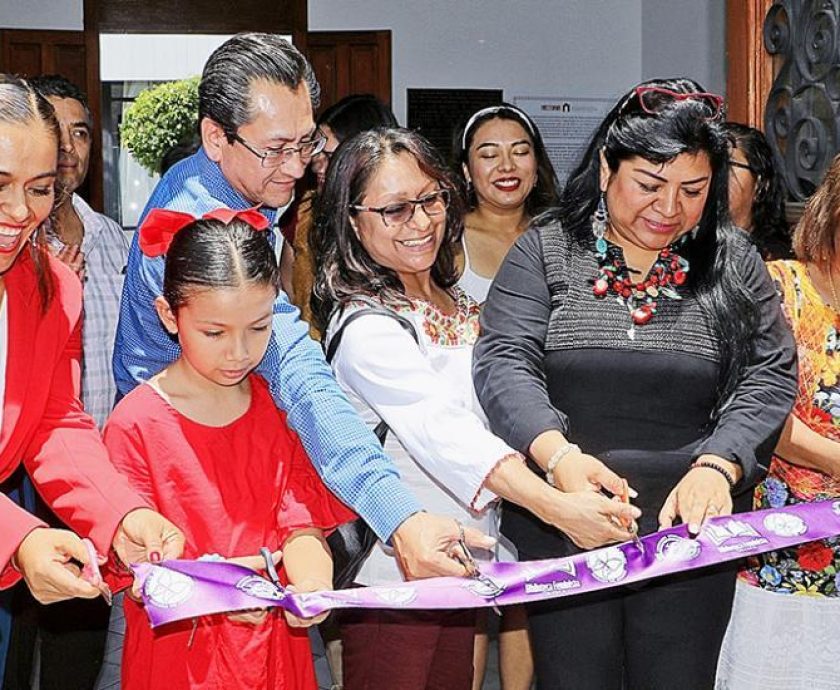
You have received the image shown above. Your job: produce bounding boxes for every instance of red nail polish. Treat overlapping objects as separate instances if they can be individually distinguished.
[150,551,161,563]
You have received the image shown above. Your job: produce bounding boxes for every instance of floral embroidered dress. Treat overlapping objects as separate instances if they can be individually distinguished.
[325,287,520,586]
[741,259,840,596]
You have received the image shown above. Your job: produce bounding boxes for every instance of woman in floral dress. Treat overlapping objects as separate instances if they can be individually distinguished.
[717,155,840,690]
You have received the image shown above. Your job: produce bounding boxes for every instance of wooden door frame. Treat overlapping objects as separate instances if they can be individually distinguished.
[81,0,308,211]
[725,0,775,129]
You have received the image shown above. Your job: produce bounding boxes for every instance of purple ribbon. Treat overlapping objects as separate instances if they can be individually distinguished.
[132,500,840,627]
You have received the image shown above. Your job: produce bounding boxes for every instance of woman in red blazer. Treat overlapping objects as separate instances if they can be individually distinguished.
[0,76,184,603]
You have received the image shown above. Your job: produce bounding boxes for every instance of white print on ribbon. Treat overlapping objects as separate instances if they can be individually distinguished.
[833,501,840,517]
[586,547,627,583]
[703,519,761,546]
[655,535,701,563]
[375,586,418,606]
[762,513,808,538]
[235,575,285,600]
[144,568,195,609]
[463,575,505,599]
[522,561,576,582]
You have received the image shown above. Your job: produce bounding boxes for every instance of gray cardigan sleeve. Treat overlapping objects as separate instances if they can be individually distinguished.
[473,228,568,454]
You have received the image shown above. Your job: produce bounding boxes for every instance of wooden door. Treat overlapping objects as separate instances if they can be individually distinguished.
[0,29,101,209]
[306,30,391,116]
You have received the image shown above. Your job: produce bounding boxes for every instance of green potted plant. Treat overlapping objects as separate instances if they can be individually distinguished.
[120,76,200,176]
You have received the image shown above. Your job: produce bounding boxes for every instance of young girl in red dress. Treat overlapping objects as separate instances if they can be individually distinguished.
[104,208,354,689]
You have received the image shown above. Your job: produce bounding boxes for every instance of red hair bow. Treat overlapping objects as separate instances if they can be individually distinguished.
[138,206,271,257]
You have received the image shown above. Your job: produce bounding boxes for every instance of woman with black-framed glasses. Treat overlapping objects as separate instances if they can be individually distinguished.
[723,121,793,260]
[310,128,637,690]
[472,78,798,689]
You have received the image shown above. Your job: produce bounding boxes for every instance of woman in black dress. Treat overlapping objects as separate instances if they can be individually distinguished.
[473,78,798,690]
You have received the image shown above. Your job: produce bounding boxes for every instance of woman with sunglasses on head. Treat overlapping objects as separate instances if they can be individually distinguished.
[723,122,793,260]
[311,128,638,690]
[453,104,558,305]
[0,76,184,604]
[716,154,840,690]
[473,78,798,690]
[453,103,558,690]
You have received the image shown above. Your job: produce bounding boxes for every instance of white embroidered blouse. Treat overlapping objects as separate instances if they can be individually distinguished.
[325,288,517,585]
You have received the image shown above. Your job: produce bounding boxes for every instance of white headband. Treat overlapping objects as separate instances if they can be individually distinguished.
[461,105,537,150]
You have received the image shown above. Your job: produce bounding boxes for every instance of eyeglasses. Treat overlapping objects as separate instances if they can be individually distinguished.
[350,189,450,227]
[232,130,327,168]
[632,86,724,121]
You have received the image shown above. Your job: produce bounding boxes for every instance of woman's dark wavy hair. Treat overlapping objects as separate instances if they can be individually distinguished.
[553,77,759,410]
[723,122,792,260]
[452,103,559,216]
[163,218,279,312]
[311,127,464,333]
[0,75,60,310]
[318,94,398,141]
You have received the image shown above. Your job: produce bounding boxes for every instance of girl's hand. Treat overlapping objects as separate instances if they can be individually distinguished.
[224,550,283,572]
[228,608,270,625]
[283,579,331,628]
[113,508,185,568]
[222,550,283,624]
[658,456,740,534]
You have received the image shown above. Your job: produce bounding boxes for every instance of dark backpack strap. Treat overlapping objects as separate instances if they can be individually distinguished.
[325,304,419,364]
[325,302,420,446]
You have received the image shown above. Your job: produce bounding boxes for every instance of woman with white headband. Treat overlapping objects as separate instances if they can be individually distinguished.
[453,104,559,306]
[453,104,559,690]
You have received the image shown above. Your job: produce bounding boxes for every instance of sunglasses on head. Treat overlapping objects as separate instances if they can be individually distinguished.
[631,86,725,121]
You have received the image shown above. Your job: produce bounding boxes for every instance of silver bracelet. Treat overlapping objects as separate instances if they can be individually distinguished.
[545,443,580,487]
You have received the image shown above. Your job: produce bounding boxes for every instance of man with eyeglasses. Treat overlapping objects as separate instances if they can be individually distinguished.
[113,33,488,587]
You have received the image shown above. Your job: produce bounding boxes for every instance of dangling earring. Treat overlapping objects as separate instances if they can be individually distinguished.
[592,193,609,255]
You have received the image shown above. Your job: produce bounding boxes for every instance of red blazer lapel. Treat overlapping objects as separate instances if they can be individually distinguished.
[0,254,39,473]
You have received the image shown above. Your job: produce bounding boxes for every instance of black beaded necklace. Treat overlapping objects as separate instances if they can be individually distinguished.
[592,238,690,340]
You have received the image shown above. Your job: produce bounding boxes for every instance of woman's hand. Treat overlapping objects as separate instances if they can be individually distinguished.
[14,528,105,604]
[112,507,185,567]
[551,448,633,498]
[658,456,741,534]
[482,453,638,550]
[543,490,640,550]
[283,579,331,628]
[51,243,86,282]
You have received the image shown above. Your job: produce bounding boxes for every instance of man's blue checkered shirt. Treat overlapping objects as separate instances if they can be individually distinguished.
[112,148,421,540]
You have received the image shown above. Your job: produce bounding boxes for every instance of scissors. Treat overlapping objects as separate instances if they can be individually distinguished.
[620,480,645,554]
[80,538,113,606]
[260,546,282,585]
[451,521,480,577]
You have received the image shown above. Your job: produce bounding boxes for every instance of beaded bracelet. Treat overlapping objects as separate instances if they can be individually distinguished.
[546,443,580,487]
[691,460,736,491]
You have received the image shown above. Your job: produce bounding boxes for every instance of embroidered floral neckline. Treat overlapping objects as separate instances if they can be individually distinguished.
[395,287,481,347]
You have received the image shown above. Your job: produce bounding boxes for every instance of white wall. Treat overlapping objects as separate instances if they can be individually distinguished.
[641,0,726,96]
[309,0,644,124]
[2,0,727,114]
[0,0,82,30]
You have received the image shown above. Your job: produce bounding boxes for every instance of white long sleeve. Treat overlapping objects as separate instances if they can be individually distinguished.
[328,309,514,513]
